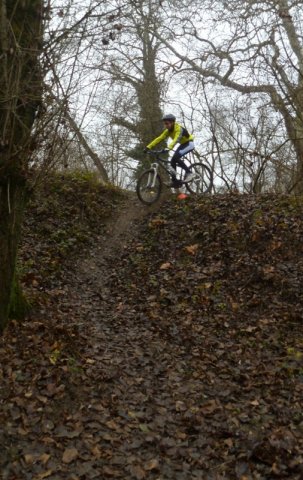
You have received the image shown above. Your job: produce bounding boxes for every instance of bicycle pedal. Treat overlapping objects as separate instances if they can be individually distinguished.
[172,180,183,188]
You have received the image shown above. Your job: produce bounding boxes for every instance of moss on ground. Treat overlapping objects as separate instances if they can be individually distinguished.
[9,274,31,320]
[16,171,128,316]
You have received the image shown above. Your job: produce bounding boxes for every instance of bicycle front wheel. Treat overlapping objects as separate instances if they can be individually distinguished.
[136,169,162,205]
[186,163,213,194]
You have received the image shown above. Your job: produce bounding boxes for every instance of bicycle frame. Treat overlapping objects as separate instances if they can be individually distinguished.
[146,151,177,187]
[138,150,213,203]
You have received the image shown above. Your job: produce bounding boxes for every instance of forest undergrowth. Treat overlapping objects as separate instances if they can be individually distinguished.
[0,175,302,479]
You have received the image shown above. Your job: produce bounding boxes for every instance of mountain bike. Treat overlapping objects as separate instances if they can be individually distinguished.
[136,149,212,205]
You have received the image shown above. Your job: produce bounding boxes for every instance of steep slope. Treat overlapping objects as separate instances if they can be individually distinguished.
[106,194,303,478]
[0,188,302,480]
[19,173,127,295]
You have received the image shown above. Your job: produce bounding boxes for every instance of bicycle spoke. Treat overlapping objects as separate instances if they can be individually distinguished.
[186,163,212,194]
[136,169,162,204]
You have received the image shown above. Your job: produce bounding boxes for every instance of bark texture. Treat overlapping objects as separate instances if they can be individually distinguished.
[0,0,43,331]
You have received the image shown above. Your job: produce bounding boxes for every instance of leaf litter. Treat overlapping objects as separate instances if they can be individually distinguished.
[1,186,303,479]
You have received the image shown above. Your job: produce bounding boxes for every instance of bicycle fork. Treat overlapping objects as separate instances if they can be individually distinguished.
[146,163,159,188]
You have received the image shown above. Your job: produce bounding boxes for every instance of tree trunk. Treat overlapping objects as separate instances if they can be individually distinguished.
[0,176,28,331]
[279,115,303,193]
[0,0,43,331]
[270,90,303,193]
[136,33,163,149]
[291,123,303,193]
[132,30,163,174]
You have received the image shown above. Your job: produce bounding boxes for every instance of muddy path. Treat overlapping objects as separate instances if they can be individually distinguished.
[75,194,159,312]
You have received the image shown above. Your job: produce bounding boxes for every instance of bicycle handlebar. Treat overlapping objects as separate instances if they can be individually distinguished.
[146,149,167,155]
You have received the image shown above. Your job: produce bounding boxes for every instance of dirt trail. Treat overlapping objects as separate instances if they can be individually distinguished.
[57,193,303,480]
[76,194,157,304]
[52,194,209,479]
[2,192,302,479]
[81,195,147,267]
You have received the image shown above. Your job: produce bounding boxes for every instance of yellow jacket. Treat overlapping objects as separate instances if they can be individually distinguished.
[147,123,194,150]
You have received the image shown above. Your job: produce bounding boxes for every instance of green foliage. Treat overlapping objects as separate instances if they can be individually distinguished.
[64,170,100,184]
[19,171,127,291]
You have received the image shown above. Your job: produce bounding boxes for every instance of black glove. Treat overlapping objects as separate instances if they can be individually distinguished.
[143,147,150,153]
[161,148,169,154]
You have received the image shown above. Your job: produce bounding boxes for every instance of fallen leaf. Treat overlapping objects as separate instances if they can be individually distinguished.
[130,465,146,480]
[24,453,36,464]
[62,447,79,464]
[139,424,149,433]
[184,244,199,255]
[103,466,121,476]
[85,358,95,364]
[39,453,51,465]
[175,401,186,412]
[243,326,257,333]
[91,445,101,458]
[149,218,167,228]
[34,470,53,480]
[105,419,119,430]
[231,302,239,312]
[200,399,220,415]
[224,438,233,448]
[144,458,159,471]
[49,348,61,365]
[160,262,171,270]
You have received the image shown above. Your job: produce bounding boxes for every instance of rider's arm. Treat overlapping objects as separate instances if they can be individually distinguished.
[168,123,183,150]
[146,129,168,149]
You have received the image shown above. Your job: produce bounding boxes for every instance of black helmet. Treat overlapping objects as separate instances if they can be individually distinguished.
[162,114,176,121]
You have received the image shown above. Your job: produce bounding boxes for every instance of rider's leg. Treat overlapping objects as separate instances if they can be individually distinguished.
[171,141,195,174]
[170,146,181,177]
[171,145,187,173]
[168,149,182,188]
[170,146,180,185]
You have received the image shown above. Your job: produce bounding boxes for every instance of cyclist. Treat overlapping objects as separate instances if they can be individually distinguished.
[144,114,195,187]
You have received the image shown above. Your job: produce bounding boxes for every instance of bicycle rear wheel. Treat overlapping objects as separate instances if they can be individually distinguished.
[136,169,162,205]
[185,163,212,194]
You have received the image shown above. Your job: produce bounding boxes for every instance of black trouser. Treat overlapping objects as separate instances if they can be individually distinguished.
[171,141,195,179]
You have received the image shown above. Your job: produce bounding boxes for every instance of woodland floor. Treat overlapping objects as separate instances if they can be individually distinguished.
[0,177,303,480]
